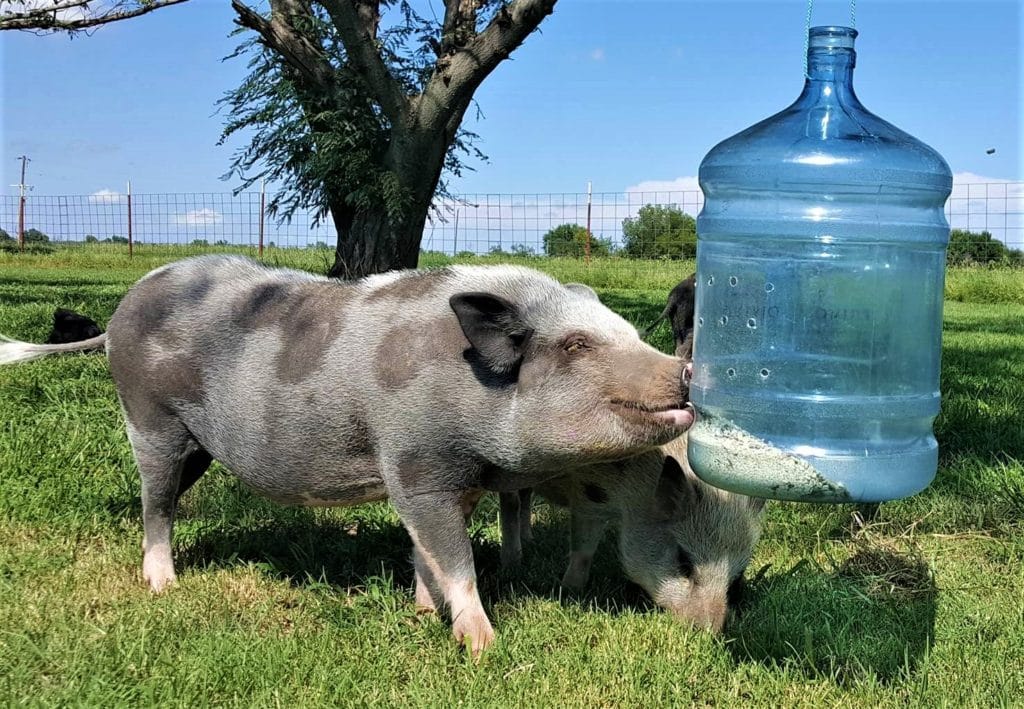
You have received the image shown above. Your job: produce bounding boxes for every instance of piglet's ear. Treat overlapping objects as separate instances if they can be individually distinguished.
[565,283,600,302]
[450,292,533,375]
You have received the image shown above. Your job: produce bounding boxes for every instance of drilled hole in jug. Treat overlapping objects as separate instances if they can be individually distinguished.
[760,368,771,379]
[729,276,738,286]
[765,282,775,293]
[707,276,715,286]
[726,368,736,378]
[697,317,704,327]
[719,315,728,325]
[747,318,757,329]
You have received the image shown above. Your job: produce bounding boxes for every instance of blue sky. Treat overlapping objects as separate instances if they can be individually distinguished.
[1,0,1021,199]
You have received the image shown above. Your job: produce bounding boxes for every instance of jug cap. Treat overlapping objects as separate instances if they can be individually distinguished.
[808,26,858,50]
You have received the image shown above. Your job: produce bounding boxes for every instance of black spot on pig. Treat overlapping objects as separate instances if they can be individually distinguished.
[237,283,290,330]
[183,276,214,305]
[46,308,102,344]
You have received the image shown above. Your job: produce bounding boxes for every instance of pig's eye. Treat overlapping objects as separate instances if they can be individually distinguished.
[676,548,695,578]
[563,336,589,354]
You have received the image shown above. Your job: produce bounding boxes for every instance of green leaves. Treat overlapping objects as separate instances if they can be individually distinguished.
[621,204,697,260]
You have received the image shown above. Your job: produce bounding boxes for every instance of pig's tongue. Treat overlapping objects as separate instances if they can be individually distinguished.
[650,405,695,429]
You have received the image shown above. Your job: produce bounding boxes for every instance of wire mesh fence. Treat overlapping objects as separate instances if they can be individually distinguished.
[1,183,1022,265]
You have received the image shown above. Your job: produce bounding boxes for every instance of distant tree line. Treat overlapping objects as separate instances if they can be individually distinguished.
[1,222,1019,265]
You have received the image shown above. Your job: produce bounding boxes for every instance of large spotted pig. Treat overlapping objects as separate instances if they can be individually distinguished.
[0,255,695,655]
[500,434,764,631]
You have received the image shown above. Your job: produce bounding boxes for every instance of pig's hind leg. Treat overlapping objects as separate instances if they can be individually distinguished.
[498,491,525,568]
[561,507,607,589]
[126,420,212,593]
[498,488,535,569]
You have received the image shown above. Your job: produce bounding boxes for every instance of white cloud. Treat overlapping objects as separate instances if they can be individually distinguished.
[589,48,605,62]
[625,176,701,194]
[174,208,223,227]
[88,188,124,204]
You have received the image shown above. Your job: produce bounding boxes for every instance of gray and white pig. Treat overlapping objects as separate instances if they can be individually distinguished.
[0,255,695,655]
[500,434,764,631]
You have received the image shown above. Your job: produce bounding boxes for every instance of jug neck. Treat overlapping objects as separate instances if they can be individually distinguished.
[803,26,857,91]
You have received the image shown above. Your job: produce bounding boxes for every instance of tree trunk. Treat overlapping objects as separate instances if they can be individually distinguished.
[327,204,425,279]
[327,129,451,280]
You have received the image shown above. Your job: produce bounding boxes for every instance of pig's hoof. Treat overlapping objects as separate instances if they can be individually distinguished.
[453,611,495,658]
[142,545,176,593]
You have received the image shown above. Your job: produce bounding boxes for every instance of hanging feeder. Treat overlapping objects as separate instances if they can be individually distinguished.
[687,22,953,503]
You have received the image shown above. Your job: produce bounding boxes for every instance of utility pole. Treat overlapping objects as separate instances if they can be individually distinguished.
[11,155,31,252]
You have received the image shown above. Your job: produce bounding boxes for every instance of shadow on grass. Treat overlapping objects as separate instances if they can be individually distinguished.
[150,483,656,617]
[727,554,937,684]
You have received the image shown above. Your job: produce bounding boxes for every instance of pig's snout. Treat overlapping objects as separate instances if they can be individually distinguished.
[669,597,728,634]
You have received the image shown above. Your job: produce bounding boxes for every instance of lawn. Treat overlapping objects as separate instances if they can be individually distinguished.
[1,246,1022,706]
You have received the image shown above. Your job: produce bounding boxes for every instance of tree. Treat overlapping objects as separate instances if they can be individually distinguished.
[947,228,1023,265]
[0,228,12,242]
[4,1,560,278]
[621,204,696,260]
[23,228,49,243]
[542,223,611,258]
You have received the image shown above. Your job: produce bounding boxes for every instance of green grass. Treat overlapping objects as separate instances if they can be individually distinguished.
[1,247,1022,706]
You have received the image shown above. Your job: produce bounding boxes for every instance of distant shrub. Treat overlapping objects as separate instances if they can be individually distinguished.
[948,229,1023,265]
[24,228,49,244]
[543,223,612,258]
[621,204,696,259]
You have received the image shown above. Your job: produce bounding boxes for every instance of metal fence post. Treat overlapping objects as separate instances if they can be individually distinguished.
[453,207,459,256]
[258,178,266,258]
[584,181,593,265]
[127,180,133,259]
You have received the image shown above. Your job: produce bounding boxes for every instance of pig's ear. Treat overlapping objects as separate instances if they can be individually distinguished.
[654,455,701,518]
[450,292,534,374]
[565,283,600,302]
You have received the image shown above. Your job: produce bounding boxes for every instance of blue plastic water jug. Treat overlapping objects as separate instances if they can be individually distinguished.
[687,26,953,503]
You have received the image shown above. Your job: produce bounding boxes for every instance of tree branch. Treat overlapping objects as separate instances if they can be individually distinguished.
[418,0,556,130]
[318,0,407,123]
[0,0,189,32]
[230,0,337,98]
[440,0,479,55]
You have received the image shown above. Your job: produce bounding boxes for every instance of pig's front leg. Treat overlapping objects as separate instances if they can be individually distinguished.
[562,508,607,589]
[389,472,494,656]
